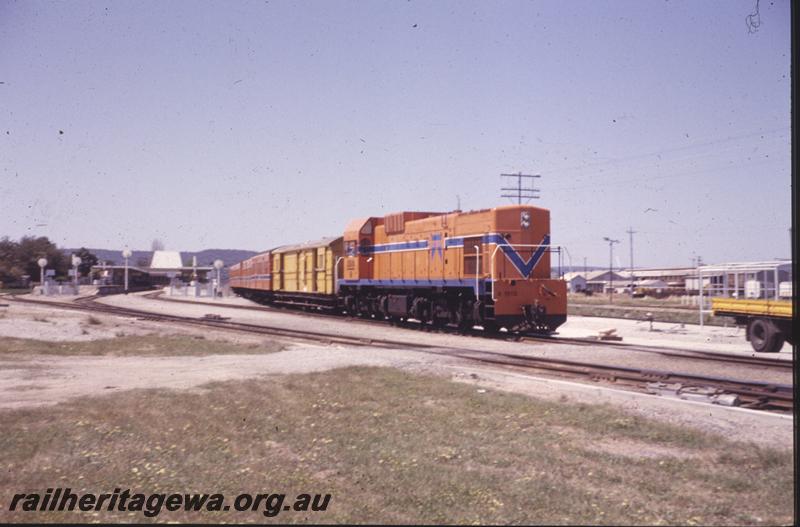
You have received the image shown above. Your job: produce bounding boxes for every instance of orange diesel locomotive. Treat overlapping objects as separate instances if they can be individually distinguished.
[230,204,567,332]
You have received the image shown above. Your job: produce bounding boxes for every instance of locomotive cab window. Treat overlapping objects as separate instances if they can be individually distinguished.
[463,237,483,275]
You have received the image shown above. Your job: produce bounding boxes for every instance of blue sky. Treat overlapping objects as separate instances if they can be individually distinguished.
[0,0,791,268]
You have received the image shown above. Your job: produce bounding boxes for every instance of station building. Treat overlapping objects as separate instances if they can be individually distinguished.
[91,250,214,292]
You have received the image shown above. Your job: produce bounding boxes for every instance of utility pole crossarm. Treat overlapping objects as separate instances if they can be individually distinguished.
[500,172,541,204]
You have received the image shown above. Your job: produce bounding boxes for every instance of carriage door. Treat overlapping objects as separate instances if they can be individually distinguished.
[274,254,282,290]
[308,250,317,292]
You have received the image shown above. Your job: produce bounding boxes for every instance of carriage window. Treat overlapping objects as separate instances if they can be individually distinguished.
[345,241,357,256]
[463,237,482,275]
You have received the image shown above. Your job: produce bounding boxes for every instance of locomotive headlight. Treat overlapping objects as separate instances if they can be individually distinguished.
[520,211,531,229]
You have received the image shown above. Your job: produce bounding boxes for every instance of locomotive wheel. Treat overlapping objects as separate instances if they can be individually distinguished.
[482,321,499,333]
[747,319,784,353]
[455,309,471,333]
[410,298,430,325]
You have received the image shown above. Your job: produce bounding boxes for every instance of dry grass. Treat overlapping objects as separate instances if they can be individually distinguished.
[0,363,792,524]
[569,294,688,308]
[566,293,732,326]
[568,304,727,327]
[0,335,284,357]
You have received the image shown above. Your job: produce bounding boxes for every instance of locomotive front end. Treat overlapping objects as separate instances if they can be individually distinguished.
[485,206,567,332]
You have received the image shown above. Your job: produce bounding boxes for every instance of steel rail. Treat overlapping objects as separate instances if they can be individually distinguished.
[6,294,793,413]
[142,291,792,370]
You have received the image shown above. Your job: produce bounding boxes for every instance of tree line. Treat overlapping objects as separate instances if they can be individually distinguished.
[0,236,98,286]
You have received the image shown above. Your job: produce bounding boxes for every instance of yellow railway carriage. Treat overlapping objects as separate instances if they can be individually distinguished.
[272,237,343,297]
[231,237,343,309]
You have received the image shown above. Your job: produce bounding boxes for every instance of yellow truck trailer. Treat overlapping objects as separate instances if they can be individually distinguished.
[712,298,794,353]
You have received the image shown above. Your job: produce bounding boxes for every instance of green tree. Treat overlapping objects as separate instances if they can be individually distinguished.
[0,236,68,284]
[17,236,68,280]
[0,237,23,283]
[73,247,99,276]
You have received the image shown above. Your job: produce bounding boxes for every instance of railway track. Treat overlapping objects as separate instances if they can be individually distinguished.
[144,291,792,371]
[6,293,794,413]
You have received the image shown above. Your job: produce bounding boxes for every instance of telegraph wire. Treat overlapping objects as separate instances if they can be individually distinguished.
[540,126,788,177]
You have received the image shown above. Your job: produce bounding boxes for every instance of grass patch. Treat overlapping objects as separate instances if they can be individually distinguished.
[568,294,689,308]
[0,335,284,357]
[0,287,32,295]
[566,293,731,326]
[0,366,792,524]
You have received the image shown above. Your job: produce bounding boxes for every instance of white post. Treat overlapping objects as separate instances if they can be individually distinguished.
[71,255,81,294]
[37,258,47,295]
[698,267,704,327]
[773,267,778,300]
[213,259,224,300]
[122,248,132,294]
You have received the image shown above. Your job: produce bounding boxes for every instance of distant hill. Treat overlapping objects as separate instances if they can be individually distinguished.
[63,248,259,268]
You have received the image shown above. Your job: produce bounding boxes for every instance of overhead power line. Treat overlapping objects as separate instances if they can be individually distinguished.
[500,172,541,204]
[541,126,789,177]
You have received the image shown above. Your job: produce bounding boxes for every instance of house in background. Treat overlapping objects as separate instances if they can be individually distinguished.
[562,271,588,293]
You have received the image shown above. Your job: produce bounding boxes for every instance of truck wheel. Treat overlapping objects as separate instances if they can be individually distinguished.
[747,319,784,353]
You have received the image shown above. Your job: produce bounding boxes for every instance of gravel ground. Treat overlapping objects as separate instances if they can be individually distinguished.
[159,290,793,357]
[0,301,266,345]
[95,292,793,384]
[0,344,439,410]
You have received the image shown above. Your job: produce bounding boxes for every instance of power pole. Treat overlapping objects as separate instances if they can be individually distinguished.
[626,226,636,295]
[603,237,620,303]
[501,172,540,204]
